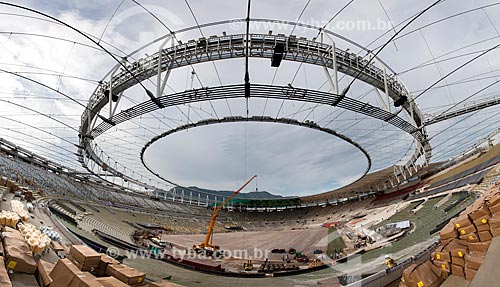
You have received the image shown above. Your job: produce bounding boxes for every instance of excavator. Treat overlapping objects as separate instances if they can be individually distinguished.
[193,175,257,256]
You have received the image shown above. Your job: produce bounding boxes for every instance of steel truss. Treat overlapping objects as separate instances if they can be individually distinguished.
[425,95,500,126]
[78,31,430,202]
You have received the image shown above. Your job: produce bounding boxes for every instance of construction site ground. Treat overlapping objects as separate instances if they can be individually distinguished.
[162,228,328,257]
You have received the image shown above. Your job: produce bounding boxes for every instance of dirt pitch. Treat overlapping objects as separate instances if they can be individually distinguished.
[162,228,329,258]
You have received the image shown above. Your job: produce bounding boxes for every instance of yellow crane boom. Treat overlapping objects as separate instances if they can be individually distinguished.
[197,175,257,251]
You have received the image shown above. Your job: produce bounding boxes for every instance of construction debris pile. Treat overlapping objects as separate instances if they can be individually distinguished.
[399,183,500,287]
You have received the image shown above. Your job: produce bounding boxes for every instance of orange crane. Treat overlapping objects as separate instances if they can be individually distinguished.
[193,175,257,256]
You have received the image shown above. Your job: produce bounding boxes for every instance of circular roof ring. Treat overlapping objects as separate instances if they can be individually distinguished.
[140,116,372,199]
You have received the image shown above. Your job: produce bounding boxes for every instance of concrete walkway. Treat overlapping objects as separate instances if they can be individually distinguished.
[441,275,469,287]
[470,237,500,287]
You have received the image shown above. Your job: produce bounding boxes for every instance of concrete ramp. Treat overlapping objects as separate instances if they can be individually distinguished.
[470,237,500,287]
[441,275,469,287]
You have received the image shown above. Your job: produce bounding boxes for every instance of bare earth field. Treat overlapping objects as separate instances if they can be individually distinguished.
[162,228,329,258]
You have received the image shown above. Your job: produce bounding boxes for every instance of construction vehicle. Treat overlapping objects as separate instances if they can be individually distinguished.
[385,255,395,268]
[243,260,253,271]
[308,258,323,268]
[313,249,323,254]
[193,175,258,256]
[294,252,309,263]
[150,237,167,247]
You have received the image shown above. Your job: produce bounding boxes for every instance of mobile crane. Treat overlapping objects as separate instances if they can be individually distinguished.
[193,175,257,256]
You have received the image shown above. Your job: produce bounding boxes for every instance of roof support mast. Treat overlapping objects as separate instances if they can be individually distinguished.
[321,31,339,95]
[196,175,257,253]
[244,0,252,117]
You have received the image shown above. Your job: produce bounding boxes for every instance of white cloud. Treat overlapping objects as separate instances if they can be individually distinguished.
[0,1,499,196]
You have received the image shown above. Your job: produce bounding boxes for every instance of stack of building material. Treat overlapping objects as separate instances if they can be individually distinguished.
[97,254,120,277]
[400,183,500,285]
[1,227,37,274]
[400,260,443,287]
[5,179,19,192]
[18,223,51,254]
[464,242,489,281]
[49,258,101,287]
[0,211,21,228]
[35,244,191,287]
[0,256,13,287]
[105,263,146,286]
[67,245,102,272]
[95,276,130,287]
[11,199,29,221]
[431,238,468,277]
[35,260,55,287]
